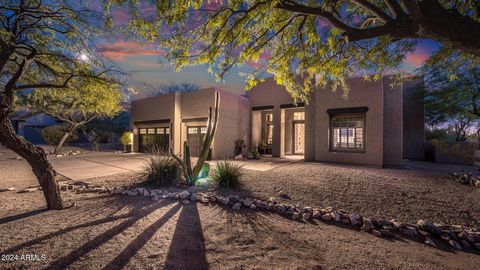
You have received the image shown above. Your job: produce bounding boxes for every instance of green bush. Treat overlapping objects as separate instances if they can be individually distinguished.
[142,156,180,187]
[210,160,243,188]
[41,125,78,145]
[120,131,131,146]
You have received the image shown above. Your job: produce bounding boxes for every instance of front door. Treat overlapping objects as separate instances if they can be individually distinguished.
[187,126,207,157]
[293,122,305,154]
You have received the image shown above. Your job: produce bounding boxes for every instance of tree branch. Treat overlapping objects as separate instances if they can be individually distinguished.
[351,0,393,23]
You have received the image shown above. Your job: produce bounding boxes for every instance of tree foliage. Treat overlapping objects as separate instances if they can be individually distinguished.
[107,0,480,101]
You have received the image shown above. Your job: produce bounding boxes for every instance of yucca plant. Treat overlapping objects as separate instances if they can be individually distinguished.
[210,160,243,188]
[171,91,220,185]
[142,156,180,187]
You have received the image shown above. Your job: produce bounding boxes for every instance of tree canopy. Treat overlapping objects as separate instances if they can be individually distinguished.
[107,0,480,101]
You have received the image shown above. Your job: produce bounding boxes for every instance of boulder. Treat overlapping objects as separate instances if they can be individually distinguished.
[303,212,312,220]
[321,214,333,221]
[0,187,15,192]
[380,229,395,238]
[232,202,241,211]
[181,199,190,204]
[292,212,300,220]
[190,193,197,202]
[449,240,462,250]
[250,204,257,210]
[424,237,437,248]
[242,198,253,207]
[312,210,321,219]
[372,230,382,237]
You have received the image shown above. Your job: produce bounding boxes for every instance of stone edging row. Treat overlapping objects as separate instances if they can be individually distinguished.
[6,182,480,253]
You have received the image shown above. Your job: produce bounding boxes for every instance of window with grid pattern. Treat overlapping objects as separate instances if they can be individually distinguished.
[331,114,365,151]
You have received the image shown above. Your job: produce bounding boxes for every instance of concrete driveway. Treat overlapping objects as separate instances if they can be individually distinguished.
[50,153,151,180]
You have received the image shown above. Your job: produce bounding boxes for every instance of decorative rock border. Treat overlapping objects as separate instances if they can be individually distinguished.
[12,182,480,253]
[452,171,480,187]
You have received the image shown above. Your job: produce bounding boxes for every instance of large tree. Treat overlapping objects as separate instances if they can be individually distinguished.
[108,0,480,101]
[21,78,123,154]
[0,0,116,209]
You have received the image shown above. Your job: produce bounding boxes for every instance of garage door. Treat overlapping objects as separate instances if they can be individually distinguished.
[139,127,170,153]
[187,126,208,157]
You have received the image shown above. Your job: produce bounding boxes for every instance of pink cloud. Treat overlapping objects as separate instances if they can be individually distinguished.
[97,40,166,60]
[404,49,431,67]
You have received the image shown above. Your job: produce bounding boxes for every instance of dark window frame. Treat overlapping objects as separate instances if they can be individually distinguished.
[329,112,366,153]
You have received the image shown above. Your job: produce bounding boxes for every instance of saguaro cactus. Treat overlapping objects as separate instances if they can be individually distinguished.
[171,91,220,185]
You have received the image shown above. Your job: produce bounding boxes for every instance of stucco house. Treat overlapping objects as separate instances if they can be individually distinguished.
[131,75,424,167]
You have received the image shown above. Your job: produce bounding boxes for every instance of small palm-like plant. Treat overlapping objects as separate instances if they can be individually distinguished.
[210,161,243,188]
[142,156,179,187]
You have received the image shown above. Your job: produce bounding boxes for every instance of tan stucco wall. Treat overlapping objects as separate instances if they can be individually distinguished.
[312,77,385,167]
[131,93,175,152]
[382,76,403,167]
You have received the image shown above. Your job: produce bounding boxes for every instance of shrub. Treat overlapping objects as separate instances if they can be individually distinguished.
[42,125,78,145]
[210,160,243,188]
[142,156,180,187]
[120,131,131,146]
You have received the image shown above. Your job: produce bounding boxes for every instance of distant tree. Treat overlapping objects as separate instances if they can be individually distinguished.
[422,65,480,141]
[0,1,119,209]
[22,78,123,154]
[150,82,199,96]
[109,0,480,101]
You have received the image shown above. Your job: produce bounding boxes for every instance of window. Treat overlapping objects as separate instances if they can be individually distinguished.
[139,129,147,134]
[147,128,155,134]
[165,127,170,134]
[200,127,207,134]
[331,114,365,152]
[265,113,273,122]
[187,127,197,134]
[293,111,305,120]
[156,128,164,134]
[267,124,273,144]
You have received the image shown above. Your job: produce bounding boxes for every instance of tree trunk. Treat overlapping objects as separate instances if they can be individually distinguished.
[54,126,75,155]
[0,116,63,210]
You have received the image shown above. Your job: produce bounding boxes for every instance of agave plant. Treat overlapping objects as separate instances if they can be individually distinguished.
[171,91,220,185]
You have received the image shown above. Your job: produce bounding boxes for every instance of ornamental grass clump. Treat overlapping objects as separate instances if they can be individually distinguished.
[210,161,243,188]
[142,156,180,187]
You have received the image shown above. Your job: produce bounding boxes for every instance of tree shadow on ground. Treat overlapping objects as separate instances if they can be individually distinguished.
[0,208,47,225]
[43,199,176,270]
[164,202,208,270]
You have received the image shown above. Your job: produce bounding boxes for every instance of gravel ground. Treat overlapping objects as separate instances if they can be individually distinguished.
[234,161,480,228]
[1,189,479,270]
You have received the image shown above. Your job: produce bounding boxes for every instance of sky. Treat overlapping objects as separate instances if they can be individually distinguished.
[95,2,442,99]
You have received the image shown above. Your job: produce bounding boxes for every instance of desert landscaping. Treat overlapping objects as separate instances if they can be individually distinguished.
[1,148,480,269]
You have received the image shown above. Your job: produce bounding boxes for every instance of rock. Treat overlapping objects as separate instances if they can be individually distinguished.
[232,202,241,211]
[143,189,150,196]
[303,212,312,220]
[0,187,15,192]
[221,197,230,205]
[361,219,373,232]
[181,199,190,204]
[334,213,341,222]
[449,240,462,250]
[113,188,124,194]
[15,156,22,160]
[351,213,362,226]
[234,154,243,160]
[292,212,300,220]
[60,185,68,191]
[190,193,197,202]
[475,180,480,188]
[372,230,382,237]
[440,233,450,241]
[127,190,139,196]
[242,198,253,207]
[18,187,38,193]
[341,218,351,225]
[380,229,395,238]
[302,207,312,213]
[424,237,437,248]
[178,191,190,200]
[312,210,321,219]
[200,197,209,203]
[460,239,471,248]
[268,197,278,204]
[72,181,90,187]
[250,204,257,210]
[321,214,333,221]
[474,243,480,250]
[274,205,286,214]
[399,226,418,237]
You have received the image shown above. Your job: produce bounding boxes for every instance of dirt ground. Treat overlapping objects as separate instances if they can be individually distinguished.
[1,187,479,270]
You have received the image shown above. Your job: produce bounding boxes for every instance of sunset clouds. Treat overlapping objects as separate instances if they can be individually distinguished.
[97,40,165,61]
